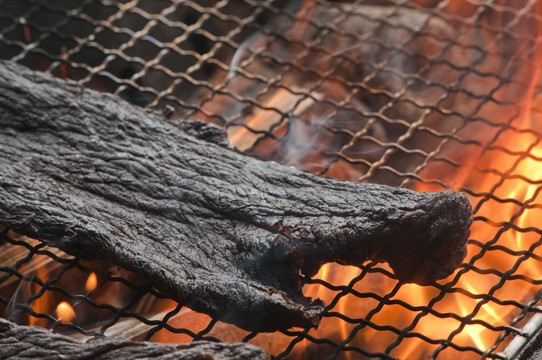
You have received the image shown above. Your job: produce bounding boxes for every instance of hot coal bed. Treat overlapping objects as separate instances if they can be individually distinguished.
[1,1,542,359]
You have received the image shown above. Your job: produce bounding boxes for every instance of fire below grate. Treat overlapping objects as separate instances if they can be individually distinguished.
[2,0,542,359]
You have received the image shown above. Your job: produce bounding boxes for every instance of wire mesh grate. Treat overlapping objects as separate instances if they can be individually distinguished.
[2,0,542,359]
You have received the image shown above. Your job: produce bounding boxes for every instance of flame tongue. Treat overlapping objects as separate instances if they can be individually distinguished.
[56,302,75,323]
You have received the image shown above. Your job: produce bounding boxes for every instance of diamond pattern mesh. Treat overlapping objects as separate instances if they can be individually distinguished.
[2,0,542,359]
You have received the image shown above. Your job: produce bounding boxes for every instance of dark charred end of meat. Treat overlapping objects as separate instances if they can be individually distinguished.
[373,190,472,284]
[217,294,325,332]
[284,186,472,287]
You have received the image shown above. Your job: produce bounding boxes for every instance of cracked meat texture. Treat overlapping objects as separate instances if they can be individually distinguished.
[0,61,472,331]
[0,318,270,359]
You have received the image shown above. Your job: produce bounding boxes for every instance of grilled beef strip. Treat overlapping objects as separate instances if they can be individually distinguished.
[0,61,472,331]
[0,318,270,360]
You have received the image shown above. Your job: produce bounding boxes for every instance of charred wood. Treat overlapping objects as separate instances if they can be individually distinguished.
[0,61,472,331]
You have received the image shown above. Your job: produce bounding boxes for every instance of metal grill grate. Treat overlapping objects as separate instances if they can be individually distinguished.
[2,0,542,359]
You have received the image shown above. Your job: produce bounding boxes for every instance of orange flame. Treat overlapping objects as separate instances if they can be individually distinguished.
[56,301,76,322]
[28,254,53,328]
[85,272,98,293]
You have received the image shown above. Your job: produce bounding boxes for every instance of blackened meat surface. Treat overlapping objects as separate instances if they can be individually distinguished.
[0,61,472,331]
[0,318,270,360]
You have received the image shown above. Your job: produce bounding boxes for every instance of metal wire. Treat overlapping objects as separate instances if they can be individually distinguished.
[2,0,542,359]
